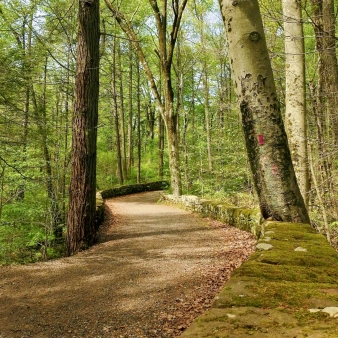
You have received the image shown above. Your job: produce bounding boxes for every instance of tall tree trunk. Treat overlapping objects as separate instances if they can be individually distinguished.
[203,69,213,171]
[127,40,133,173]
[66,0,100,256]
[218,0,310,223]
[61,56,72,228]
[282,0,309,207]
[310,0,338,218]
[311,0,338,144]
[137,61,141,183]
[117,40,128,180]
[112,38,123,185]
[31,60,62,239]
[0,164,5,221]
[158,114,165,179]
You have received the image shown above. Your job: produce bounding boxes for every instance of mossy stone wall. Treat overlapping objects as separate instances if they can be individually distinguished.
[160,193,263,238]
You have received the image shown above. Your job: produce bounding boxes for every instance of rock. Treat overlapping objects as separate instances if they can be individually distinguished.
[294,247,307,252]
[309,309,321,313]
[256,243,273,251]
[262,237,271,242]
[227,313,236,318]
[322,307,338,317]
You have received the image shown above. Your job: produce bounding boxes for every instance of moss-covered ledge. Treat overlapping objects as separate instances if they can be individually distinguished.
[181,221,338,337]
[160,193,263,238]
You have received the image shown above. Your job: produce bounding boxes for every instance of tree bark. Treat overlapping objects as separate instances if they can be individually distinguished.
[136,61,141,184]
[310,0,338,216]
[31,61,62,239]
[158,114,165,179]
[112,37,124,186]
[127,40,133,173]
[117,40,128,180]
[218,0,310,223]
[311,0,338,145]
[203,69,213,171]
[282,0,309,207]
[66,0,100,256]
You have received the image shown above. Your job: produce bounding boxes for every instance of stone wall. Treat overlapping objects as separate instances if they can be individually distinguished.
[160,193,263,238]
[100,181,169,199]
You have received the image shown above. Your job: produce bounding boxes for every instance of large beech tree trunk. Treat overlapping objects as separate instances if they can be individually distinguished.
[218,0,310,223]
[66,0,100,256]
[282,0,309,207]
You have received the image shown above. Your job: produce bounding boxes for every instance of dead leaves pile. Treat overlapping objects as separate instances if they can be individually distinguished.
[154,219,256,337]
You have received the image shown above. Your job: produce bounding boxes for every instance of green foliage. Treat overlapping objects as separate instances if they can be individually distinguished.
[0,191,65,265]
[1,0,336,263]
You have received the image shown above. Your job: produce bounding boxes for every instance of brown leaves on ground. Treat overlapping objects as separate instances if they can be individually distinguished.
[0,192,256,338]
[156,218,256,338]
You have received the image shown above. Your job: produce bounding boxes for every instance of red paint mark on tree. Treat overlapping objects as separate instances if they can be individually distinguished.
[271,164,278,175]
[258,134,264,145]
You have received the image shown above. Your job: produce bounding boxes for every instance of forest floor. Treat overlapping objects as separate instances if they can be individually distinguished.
[0,191,256,338]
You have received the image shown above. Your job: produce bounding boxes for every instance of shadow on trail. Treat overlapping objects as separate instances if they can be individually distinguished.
[102,226,211,241]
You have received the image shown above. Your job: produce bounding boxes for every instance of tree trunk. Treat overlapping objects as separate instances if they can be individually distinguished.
[203,69,213,171]
[310,0,338,217]
[136,61,141,183]
[218,0,310,223]
[66,0,100,256]
[127,40,133,173]
[282,0,309,207]
[117,40,128,180]
[31,61,62,239]
[311,0,338,145]
[112,38,124,186]
[158,114,165,179]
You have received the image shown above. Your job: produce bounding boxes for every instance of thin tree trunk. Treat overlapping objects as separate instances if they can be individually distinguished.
[218,0,309,223]
[31,60,62,239]
[0,164,5,221]
[112,38,123,185]
[61,56,71,227]
[117,40,128,180]
[282,0,309,206]
[310,0,338,217]
[137,61,141,183]
[308,143,330,241]
[203,69,213,171]
[66,0,100,256]
[127,40,133,173]
[311,0,338,144]
[158,114,164,179]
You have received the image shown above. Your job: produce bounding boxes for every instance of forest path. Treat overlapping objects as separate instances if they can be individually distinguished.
[0,191,255,338]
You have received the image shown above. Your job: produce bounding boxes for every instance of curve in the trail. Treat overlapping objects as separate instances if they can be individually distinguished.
[0,191,256,338]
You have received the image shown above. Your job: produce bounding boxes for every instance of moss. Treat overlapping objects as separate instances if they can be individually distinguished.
[182,220,338,337]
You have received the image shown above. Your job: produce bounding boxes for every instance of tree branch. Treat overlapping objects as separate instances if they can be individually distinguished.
[104,0,164,113]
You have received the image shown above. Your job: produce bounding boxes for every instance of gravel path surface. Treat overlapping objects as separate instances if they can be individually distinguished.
[0,191,256,338]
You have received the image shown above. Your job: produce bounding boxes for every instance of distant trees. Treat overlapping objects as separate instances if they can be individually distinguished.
[104,0,188,196]
[2,0,338,261]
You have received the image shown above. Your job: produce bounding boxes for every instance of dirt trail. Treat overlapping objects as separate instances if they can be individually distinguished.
[0,191,256,338]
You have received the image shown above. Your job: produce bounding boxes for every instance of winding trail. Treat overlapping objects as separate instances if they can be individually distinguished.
[0,191,255,338]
